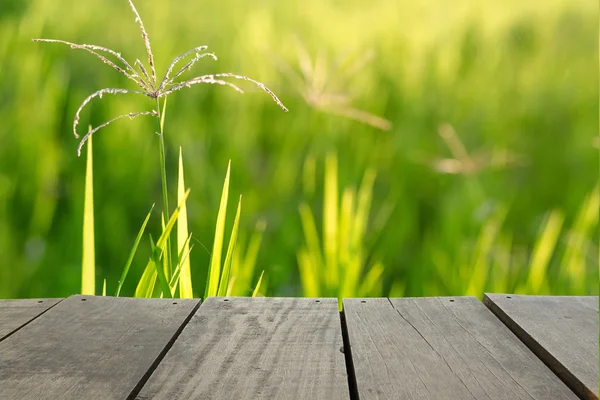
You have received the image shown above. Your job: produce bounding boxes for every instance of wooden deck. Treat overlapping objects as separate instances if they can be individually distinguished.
[0,294,597,400]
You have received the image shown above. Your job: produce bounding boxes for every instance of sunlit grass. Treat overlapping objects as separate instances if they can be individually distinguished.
[205,161,232,297]
[177,147,193,298]
[298,152,387,306]
[0,0,596,298]
[34,0,286,299]
[115,204,154,296]
[228,220,267,296]
[81,132,95,295]
[429,186,599,297]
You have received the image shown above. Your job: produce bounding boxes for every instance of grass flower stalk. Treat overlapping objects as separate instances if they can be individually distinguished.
[33,0,287,298]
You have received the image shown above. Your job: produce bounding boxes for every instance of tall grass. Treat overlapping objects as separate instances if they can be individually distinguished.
[34,0,286,298]
[427,187,599,297]
[298,152,389,306]
[0,0,596,298]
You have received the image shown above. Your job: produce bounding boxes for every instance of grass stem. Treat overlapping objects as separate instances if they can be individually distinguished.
[156,97,173,277]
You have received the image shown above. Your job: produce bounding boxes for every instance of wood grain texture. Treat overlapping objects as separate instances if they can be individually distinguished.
[0,295,200,400]
[0,298,62,341]
[484,294,599,400]
[136,297,348,400]
[343,297,579,400]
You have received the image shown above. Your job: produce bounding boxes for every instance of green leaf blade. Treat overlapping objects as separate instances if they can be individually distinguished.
[115,204,154,297]
[81,133,95,295]
[218,195,242,296]
[252,270,265,297]
[206,161,231,298]
[177,147,193,298]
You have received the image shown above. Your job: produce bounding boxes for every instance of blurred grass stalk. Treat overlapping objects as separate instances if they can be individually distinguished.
[298,152,386,307]
[432,184,599,297]
[560,185,599,293]
[522,209,564,294]
[228,220,268,296]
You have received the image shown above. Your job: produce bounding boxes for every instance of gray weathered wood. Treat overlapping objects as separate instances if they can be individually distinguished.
[136,297,348,400]
[0,298,62,341]
[484,294,599,400]
[343,297,579,400]
[0,295,200,400]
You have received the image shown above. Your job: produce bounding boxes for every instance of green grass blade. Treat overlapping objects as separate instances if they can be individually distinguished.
[465,207,506,297]
[170,234,193,290]
[242,220,266,275]
[491,232,513,293]
[205,161,231,298]
[237,220,266,295]
[146,234,167,298]
[299,202,324,266]
[161,213,170,282]
[252,270,265,297]
[170,245,195,291]
[218,195,242,296]
[339,188,363,299]
[561,185,599,292]
[352,169,376,250]
[177,147,193,298]
[225,276,236,297]
[81,132,95,295]
[389,281,406,297]
[134,190,190,298]
[229,239,242,294]
[153,189,192,298]
[298,202,323,295]
[340,257,361,298]
[358,262,384,296]
[298,249,319,297]
[135,267,157,297]
[151,238,173,298]
[135,236,158,298]
[102,279,106,296]
[228,220,266,296]
[157,189,190,250]
[115,204,154,296]
[526,210,564,293]
[323,152,339,292]
[339,188,355,266]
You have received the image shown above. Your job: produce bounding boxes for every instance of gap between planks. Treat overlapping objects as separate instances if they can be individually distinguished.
[127,299,202,400]
[4,295,590,400]
[0,298,65,343]
[340,309,359,400]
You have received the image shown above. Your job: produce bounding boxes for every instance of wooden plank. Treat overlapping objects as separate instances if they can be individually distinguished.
[343,297,579,400]
[484,294,599,400]
[0,295,200,400]
[0,298,62,341]
[135,297,349,400]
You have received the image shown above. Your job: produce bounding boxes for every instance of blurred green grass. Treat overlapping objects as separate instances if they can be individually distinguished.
[0,0,597,298]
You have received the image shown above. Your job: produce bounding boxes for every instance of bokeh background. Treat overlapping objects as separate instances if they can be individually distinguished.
[0,0,597,298]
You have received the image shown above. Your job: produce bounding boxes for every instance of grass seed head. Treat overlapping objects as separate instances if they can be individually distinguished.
[34,0,288,155]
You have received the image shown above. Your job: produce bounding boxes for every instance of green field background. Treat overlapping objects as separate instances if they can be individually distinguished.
[0,0,597,298]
